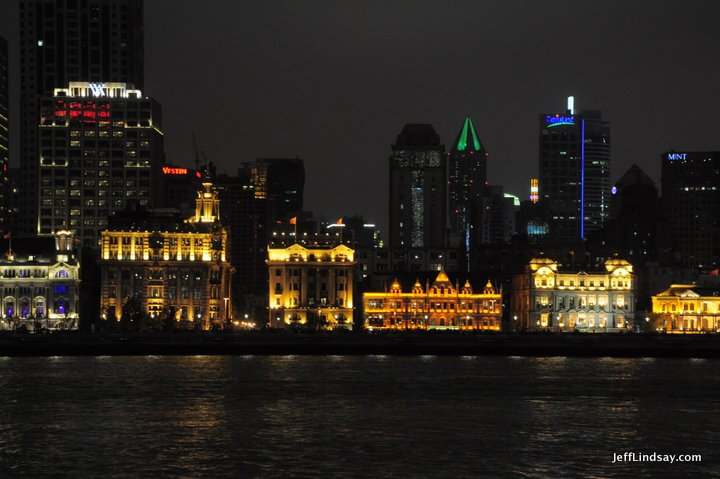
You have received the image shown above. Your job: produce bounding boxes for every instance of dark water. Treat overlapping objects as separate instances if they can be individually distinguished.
[0,356,718,478]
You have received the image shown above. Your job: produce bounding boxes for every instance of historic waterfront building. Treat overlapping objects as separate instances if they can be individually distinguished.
[0,231,80,331]
[511,257,634,332]
[363,270,502,330]
[266,239,355,330]
[99,182,232,329]
[652,284,720,333]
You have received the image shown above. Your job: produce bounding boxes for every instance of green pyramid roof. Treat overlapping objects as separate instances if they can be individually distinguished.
[453,116,484,152]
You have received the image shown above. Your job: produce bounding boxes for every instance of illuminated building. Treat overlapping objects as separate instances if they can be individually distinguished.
[363,270,502,330]
[19,0,145,236]
[389,124,446,249]
[37,82,165,247]
[539,97,610,240]
[98,182,232,329]
[661,151,720,269]
[511,257,634,332]
[0,35,8,231]
[530,178,539,203]
[0,231,80,331]
[267,239,355,330]
[652,284,720,333]
[448,116,486,267]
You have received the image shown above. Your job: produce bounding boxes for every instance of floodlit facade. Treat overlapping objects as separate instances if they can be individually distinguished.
[267,240,355,330]
[652,284,720,333]
[363,270,502,330]
[99,182,232,329]
[511,257,634,332]
[0,231,80,331]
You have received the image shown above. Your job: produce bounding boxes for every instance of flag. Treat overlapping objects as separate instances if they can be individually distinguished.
[710,269,719,277]
[289,217,297,225]
[2,231,9,240]
[336,218,343,225]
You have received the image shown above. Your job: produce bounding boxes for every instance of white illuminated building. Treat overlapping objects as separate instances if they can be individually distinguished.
[511,257,635,332]
[0,231,80,331]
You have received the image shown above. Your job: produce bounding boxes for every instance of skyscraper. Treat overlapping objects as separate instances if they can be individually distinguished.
[0,35,9,231]
[661,151,720,269]
[37,82,164,247]
[19,0,145,235]
[447,116,487,268]
[539,97,610,241]
[389,124,446,249]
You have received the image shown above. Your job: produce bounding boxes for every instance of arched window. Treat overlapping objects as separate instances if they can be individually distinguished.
[55,270,69,278]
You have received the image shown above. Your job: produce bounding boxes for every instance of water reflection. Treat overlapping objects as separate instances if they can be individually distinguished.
[0,356,717,478]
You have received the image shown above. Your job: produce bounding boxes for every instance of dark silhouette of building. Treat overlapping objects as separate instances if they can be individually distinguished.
[161,164,204,216]
[19,0,145,236]
[214,168,266,319]
[539,99,610,241]
[37,82,164,247]
[0,35,9,231]
[661,151,720,269]
[252,158,305,222]
[448,116,487,270]
[389,124,446,249]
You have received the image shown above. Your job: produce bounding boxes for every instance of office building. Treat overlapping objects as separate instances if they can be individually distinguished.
[511,257,635,332]
[539,98,611,240]
[0,231,80,331]
[389,124,446,249]
[251,158,305,222]
[661,151,720,269]
[652,284,720,333]
[98,182,232,329]
[267,238,355,330]
[37,82,164,246]
[19,0,144,235]
[0,36,9,231]
[363,270,502,330]
[448,116,487,260]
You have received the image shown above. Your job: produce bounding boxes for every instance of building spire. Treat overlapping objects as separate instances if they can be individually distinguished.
[453,116,484,152]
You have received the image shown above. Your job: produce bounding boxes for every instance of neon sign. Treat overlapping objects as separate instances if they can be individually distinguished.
[667,153,687,161]
[546,115,575,127]
[162,166,188,175]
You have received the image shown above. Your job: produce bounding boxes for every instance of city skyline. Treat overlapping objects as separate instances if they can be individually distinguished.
[1,1,720,235]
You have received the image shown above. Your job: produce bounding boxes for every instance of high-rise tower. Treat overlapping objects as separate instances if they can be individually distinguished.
[539,97,610,241]
[19,0,145,235]
[37,82,163,247]
[0,35,9,231]
[388,124,446,249]
[447,116,487,269]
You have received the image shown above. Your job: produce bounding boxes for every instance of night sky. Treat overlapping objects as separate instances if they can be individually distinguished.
[2,1,719,235]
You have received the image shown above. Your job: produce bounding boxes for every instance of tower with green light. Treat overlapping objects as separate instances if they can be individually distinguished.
[448,116,487,268]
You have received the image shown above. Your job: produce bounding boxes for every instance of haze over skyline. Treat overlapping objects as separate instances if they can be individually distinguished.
[2,1,719,233]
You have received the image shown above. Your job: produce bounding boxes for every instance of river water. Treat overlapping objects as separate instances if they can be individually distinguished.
[0,356,718,478]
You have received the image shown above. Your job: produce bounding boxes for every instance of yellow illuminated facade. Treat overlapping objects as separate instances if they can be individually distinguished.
[511,257,634,332]
[363,270,502,330]
[267,242,355,329]
[652,284,720,333]
[99,183,232,329]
